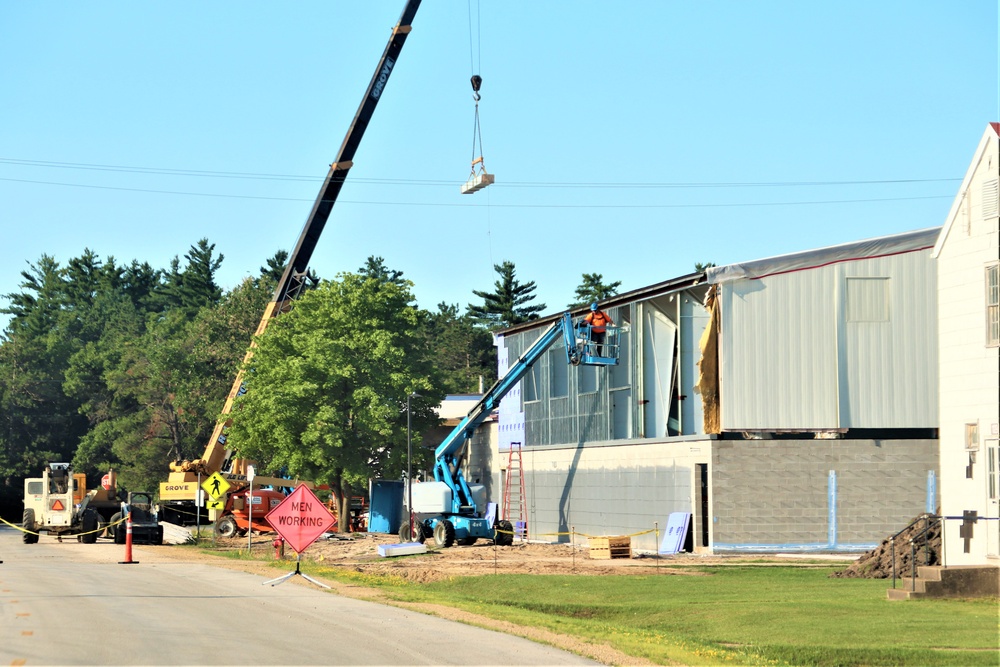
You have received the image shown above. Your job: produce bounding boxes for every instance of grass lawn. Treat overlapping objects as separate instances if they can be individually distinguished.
[310,563,999,666]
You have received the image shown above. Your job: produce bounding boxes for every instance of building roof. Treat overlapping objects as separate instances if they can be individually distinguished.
[932,122,1000,258]
[706,227,941,284]
[499,225,942,336]
[498,273,704,335]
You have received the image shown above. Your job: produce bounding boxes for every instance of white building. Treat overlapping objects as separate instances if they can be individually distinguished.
[933,122,1000,566]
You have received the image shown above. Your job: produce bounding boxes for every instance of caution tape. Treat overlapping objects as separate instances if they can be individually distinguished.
[515,527,659,539]
[160,505,204,519]
[0,514,128,538]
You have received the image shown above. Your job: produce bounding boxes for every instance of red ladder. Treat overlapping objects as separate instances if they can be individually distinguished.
[503,442,527,541]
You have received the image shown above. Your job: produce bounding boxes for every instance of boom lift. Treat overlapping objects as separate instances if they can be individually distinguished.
[409,313,621,547]
[159,0,423,524]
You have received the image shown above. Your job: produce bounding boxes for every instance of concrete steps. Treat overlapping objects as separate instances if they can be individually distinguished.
[887,565,1000,600]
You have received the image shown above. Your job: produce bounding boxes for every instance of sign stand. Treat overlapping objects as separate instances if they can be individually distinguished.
[263,553,330,588]
[261,485,336,589]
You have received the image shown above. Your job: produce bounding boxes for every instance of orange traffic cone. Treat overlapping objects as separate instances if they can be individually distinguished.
[118,511,138,565]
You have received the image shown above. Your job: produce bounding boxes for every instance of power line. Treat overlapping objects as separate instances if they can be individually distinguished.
[0,157,961,189]
[0,176,952,209]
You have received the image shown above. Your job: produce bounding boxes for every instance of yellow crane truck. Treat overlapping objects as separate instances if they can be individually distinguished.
[158,0,422,526]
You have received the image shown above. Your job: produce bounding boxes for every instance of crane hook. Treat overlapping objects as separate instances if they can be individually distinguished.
[470,74,482,102]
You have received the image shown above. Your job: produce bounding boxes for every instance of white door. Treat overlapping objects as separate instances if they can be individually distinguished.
[611,388,631,440]
[987,440,999,557]
[642,307,677,438]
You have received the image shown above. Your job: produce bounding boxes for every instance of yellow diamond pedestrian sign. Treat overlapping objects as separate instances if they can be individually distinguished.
[202,472,230,501]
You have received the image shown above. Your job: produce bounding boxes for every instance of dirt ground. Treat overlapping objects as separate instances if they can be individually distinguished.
[192,528,858,582]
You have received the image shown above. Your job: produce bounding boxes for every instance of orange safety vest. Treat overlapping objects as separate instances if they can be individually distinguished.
[585,310,612,333]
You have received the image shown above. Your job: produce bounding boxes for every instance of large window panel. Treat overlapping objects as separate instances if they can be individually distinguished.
[549,348,568,398]
[987,264,999,347]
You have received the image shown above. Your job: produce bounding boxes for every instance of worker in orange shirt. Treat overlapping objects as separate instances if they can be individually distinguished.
[584,302,614,355]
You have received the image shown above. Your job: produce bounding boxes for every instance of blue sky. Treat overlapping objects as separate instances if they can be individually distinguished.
[2,2,998,326]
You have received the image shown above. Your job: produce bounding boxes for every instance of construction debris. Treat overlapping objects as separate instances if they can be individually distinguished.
[830,515,941,579]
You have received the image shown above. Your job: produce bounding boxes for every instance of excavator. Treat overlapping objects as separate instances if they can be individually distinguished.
[406,313,621,547]
[158,0,423,526]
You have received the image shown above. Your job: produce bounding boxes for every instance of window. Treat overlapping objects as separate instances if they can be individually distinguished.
[989,442,999,501]
[987,264,999,347]
[523,364,539,402]
[982,178,999,220]
[847,277,890,322]
[549,348,568,398]
[578,364,597,394]
[609,328,630,388]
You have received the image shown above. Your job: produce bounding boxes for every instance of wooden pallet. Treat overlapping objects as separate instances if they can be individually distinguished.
[589,535,631,560]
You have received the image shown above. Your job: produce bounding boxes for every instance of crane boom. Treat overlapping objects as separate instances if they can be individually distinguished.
[160,1,422,515]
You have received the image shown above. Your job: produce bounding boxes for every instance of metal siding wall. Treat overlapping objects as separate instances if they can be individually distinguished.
[899,249,939,426]
[838,252,938,428]
[720,249,937,430]
[577,391,607,442]
[504,321,622,449]
[721,270,839,429]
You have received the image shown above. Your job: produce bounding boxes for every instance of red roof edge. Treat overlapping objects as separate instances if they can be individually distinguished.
[991,122,1000,136]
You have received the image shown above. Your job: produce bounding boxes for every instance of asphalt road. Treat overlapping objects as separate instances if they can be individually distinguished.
[0,526,597,666]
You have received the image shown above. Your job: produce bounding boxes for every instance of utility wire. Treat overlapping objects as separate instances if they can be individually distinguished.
[0,157,961,189]
[0,176,952,209]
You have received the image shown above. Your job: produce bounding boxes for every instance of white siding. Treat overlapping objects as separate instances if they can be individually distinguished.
[720,248,937,430]
[936,126,1000,566]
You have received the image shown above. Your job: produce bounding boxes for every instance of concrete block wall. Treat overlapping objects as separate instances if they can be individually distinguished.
[516,439,709,552]
[712,438,939,550]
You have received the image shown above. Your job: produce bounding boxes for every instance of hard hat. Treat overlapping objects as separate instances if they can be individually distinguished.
[590,302,598,311]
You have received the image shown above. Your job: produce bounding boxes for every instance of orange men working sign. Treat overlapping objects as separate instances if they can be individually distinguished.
[266,485,334,554]
[262,485,335,588]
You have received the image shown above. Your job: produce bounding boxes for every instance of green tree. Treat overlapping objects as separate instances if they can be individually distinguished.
[694,261,717,272]
[65,277,271,492]
[358,255,407,288]
[154,239,224,314]
[226,273,443,530]
[467,261,546,329]
[568,272,622,309]
[260,250,289,287]
[424,302,496,394]
[0,255,89,495]
[2,255,68,337]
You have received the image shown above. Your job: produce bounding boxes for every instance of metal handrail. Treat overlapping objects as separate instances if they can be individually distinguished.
[890,514,1000,590]
[890,513,936,589]
[908,517,940,591]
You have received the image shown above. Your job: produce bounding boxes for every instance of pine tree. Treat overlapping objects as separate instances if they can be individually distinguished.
[568,272,621,309]
[467,261,546,329]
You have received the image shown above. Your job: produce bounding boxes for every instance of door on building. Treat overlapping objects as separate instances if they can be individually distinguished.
[610,388,631,440]
[695,463,710,549]
[641,306,676,439]
[987,440,999,557]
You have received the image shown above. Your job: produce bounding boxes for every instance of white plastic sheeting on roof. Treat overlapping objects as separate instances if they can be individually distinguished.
[705,227,941,284]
